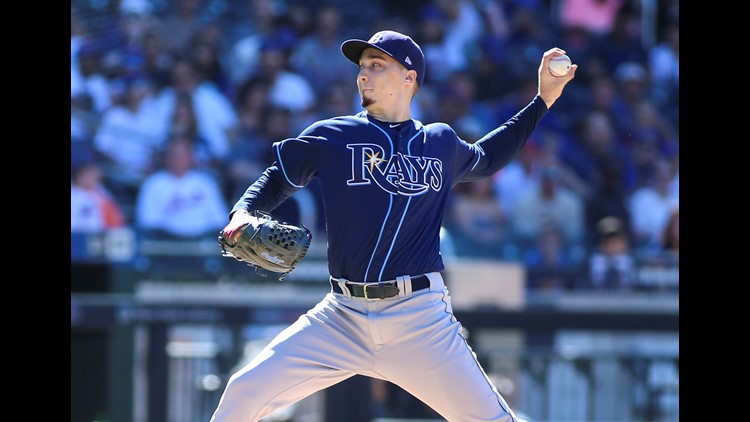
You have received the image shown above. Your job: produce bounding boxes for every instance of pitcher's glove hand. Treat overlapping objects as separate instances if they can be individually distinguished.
[218,211,312,280]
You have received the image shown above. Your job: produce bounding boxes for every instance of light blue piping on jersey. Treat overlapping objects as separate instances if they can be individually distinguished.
[363,122,394,281]
[275,141,305,188]
[379,197,411,280]
[376,127,426,281]
[363,124,426,281]
[469,142,484,174]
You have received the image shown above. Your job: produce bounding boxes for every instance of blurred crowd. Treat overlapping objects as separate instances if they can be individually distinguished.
[71,0,679,292]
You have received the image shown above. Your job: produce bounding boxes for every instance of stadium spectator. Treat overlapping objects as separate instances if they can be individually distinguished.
[224,0,295,87]
[629,99,678,157]
[431,0,486,72]
[648,21,679,112]
[432,73,493,143]
[410,0,487,86]
[559,109,638,195]
[445,178,508,259]
[584,216,636,290]
[152,58,239,162]
[139,29,174,91]
[593,7,647,74]
[152,0,205,55]
[501,4,556,88]
[225,104,292,201]
[232,76,271,138]
[583,156,633,250]
[71,5,90,99]
[135,136,229,239]
[492,140,543,222]
[513,166,586,247]
[494,75,572,146]
[472,0,512,101]
[415,4,461,84]
[627,99,679,190]
[93,77,164,213]
[165,91,219,176]
[255,39,317,133]
[73,41,115,114]
[535,130,593,201]
[614,61,650,110]
[71,152,126,232]
[523,223,582,292]
[71,92,100,145]
[288,5,354,97]
[189,33,232,97]
[444,71,497,136]
[628,158,679,251]
[571,75,632,134]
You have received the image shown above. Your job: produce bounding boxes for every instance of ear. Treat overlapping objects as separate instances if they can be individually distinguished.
[404,70,416,83]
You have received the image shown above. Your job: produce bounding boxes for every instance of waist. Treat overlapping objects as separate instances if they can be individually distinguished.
[329,273,440,299]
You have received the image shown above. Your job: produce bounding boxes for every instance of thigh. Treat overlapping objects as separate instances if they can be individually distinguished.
[211,294,375,421]
[375,290,519,422]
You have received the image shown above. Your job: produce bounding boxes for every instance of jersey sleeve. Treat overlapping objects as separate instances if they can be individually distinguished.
[464,95,548,180]
[272,119,335,188]
[272,135,323,189]
[229,121,337,218]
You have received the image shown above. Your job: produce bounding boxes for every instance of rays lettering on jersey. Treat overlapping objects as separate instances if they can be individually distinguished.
[346,143,443,195]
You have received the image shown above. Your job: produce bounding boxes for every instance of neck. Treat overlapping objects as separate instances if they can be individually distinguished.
[364,99,413,123]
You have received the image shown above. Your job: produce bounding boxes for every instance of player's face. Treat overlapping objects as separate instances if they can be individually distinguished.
[356,48,408,108]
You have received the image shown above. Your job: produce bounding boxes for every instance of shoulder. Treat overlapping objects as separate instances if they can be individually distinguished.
[274,116,364,151]
[299,114,370,137]
[423,121,458,137]
[421,121,463,149]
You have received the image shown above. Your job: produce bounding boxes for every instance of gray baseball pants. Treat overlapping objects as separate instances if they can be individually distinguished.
[209,272,521,421]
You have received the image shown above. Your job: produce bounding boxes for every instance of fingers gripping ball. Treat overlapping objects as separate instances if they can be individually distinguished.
[219,211,312,280]
[549,54,572,77]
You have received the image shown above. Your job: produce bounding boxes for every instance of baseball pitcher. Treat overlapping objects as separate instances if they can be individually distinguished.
[210,30,577,421]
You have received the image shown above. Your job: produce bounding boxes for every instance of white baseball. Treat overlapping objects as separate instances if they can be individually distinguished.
[549,54,572,77]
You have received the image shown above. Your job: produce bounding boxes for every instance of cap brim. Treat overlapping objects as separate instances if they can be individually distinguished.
[341,39,393,65]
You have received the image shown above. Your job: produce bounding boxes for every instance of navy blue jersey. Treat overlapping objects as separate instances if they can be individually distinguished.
[231,95,548,281]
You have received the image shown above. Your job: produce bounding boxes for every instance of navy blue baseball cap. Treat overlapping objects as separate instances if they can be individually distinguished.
[341,30,425,87]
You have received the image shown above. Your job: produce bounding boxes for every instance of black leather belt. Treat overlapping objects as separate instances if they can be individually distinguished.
[330,274,430,299]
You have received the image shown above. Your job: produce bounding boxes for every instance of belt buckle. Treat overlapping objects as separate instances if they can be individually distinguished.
[364,283,393,299]
[363,283,377,299]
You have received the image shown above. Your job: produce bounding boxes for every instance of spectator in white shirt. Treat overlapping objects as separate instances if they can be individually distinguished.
[135,136,229,239]
[152,58,239,162]
[628,159,679,251]
[513,166,585,246]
